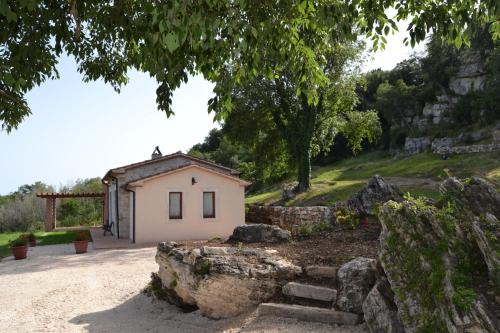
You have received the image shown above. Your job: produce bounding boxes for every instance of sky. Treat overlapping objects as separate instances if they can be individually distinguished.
[0,27,425,195]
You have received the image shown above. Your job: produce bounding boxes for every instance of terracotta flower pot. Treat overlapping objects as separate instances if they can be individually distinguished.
[29,240,36,247]
[74,240,89,254]
[11,245,28,260]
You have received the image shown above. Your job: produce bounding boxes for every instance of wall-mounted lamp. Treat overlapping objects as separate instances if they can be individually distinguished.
[191,177,197,185]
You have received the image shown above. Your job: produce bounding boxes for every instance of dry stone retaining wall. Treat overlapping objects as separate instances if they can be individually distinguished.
[246,205,334,230]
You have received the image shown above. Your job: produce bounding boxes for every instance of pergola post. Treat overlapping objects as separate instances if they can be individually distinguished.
[45,197,56,231]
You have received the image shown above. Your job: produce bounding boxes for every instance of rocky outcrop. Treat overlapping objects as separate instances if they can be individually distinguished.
[363,277,404,333]
[155,242,301,318]
[342,175,403,216]
[377,177,500,332]
[439,176,500,217]
[404,137,431,154]
[228,223,291,243]
[336,257,378,314]
[281,182,298,201]
[449,54,486,95]
[436,143,500,155]
[405,128,495,156]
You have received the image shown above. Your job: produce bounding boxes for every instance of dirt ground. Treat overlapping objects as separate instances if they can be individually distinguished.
[0,245,367,333]
[180,220,381,268]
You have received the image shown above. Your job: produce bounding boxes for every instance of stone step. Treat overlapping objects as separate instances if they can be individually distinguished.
[282,282,337,302]
[305,265,337,280]
[257,303,360,326]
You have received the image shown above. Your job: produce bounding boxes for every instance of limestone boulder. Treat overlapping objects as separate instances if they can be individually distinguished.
[342,175,403,217]
[439,176,500,218]
[281,182,298,201]
[228,223,291,243]
[363,278,404,333]
[404,137,431,155]
[155,242,301,318]
[377,178,500,332]
[336,257,378,314]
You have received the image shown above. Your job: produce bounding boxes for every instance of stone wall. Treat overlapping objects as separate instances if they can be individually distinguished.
[403,126,498,155]
[438,142,500,155]
[246,205,334,230]
[246,176,403,230]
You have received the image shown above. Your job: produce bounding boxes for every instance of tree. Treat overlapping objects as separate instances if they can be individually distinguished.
[218,41,381,191]
[1,1,498,131]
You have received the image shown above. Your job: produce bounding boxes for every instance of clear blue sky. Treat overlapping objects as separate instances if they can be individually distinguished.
[0,29,424,195]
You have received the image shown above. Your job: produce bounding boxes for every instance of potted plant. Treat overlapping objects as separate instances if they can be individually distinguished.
[9,236,29,260]
[73,231,89,254]
[27,233,37,247]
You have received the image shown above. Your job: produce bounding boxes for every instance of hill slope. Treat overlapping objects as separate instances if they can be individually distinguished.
[246,151,500,206]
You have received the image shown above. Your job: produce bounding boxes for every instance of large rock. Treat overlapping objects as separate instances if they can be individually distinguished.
[228,223,291,243]
[155,242,301,318]
[404,137,431,155]
[378,177,500,332]
[341,175,403,217]
[440,177,500,217]
[336,257,378,314]
[363,278,404,333]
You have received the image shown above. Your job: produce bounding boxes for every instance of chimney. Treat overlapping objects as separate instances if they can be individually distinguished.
[151,146,162,160]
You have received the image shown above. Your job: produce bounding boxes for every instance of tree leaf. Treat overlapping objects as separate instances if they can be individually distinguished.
[163,33,180,53]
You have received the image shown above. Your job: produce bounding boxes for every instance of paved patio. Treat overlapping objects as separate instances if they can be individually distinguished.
[89,227,135,249]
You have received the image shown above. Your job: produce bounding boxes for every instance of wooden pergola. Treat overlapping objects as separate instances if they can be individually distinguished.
[36,192,105,231]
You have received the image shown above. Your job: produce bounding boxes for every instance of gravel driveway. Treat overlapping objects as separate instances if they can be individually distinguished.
[0,245,366,333]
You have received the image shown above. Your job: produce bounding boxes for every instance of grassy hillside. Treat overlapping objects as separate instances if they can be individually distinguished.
[246,151,500,206]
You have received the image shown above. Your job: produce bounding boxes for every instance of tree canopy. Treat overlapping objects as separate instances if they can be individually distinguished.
[1,0,498,131]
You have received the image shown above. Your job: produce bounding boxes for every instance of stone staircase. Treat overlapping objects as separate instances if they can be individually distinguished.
[256,266,362,326]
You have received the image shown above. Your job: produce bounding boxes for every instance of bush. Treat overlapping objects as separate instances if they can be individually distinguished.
[335,207,359,229]
[9,236,29,247]
[74,231,89,241]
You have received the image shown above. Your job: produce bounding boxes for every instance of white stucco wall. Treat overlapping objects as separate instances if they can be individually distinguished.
[132,166,246,243]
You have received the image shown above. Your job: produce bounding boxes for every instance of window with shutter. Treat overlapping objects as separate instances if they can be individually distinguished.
[169,192,182,219]
[203,192,215,218]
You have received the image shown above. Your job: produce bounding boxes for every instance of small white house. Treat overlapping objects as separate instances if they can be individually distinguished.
[102,148,250,243]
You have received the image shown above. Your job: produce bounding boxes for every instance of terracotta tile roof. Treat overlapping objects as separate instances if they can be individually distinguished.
[103,152,240,180]
[126,164,251,188]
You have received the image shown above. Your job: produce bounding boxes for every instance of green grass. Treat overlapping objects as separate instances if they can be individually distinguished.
[0,230,92,259]
[246,151,500,206]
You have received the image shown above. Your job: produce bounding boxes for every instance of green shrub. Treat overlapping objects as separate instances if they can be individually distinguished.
[335,207,359,229]
[297,223,314,237]
[9,236,28,247]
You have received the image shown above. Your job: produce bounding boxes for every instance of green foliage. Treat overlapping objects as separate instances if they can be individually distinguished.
[297,223,314,237]
[57,178,103,227]
[452,287,477,313]
[1,0,495,132]
[196,260,212,276]
[296,220,332,237]
[8,235,28,247]
[73,230,89,241]
[335,207,359,229]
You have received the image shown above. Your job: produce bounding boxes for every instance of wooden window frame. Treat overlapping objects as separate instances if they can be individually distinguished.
[169,192,183,220]
[203,191,216,219]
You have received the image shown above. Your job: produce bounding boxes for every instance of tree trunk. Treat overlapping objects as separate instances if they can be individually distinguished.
[293,95,318,192]
[296,146,311,192]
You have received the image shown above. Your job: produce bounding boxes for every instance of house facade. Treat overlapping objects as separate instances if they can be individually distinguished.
[102,148,250,243]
